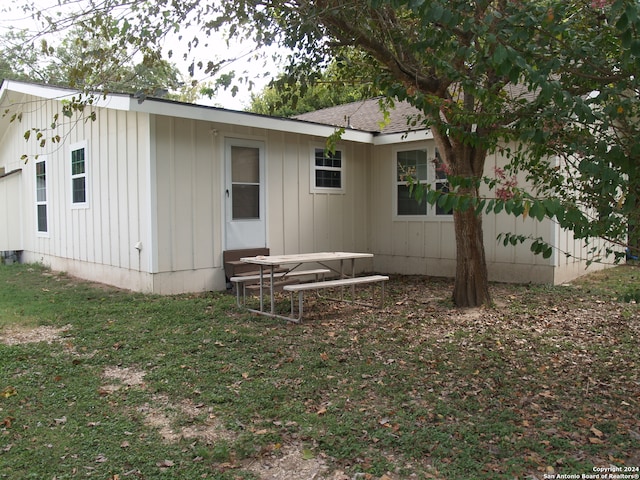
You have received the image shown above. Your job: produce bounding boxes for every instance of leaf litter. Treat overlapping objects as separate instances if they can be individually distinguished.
[286,274,639,477]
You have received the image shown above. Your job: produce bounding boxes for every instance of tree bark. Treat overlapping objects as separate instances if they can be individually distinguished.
[432,124,492,307]
[452,205,492,307]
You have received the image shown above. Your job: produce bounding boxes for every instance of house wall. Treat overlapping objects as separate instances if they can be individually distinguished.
[369,138,561,283]
[552,219,614,284]
[546,154,619,283]
[0,93,155,291]
[0,86,616,293]
[0,170,23,251]
[263,131,371,257]
[151,116,373,294]
[152,115,223,294]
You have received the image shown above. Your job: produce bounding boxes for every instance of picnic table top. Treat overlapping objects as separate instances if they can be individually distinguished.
[240,251,373,266]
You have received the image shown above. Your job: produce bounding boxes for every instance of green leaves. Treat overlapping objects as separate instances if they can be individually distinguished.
[325,127,346,156]
[530,238,554,259]
[497,233,554,259]
[492,43,508,66]
[248,49,382,117]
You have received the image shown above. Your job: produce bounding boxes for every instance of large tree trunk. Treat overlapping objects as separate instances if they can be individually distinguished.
[432,124,492,307]
[452,204,492,307]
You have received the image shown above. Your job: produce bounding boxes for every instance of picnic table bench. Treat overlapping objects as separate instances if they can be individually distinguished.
[230,268,331,307]
[283,274,389,321]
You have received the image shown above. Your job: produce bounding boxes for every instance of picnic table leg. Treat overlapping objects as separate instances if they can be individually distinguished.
[350,259,356,300]
[259,265,264,312]
[289,291,295,318]
[232,279,249,308]
[270,266,276,315]
[298,291,304,320]
[339,259,345,301]
[287,290,304,321]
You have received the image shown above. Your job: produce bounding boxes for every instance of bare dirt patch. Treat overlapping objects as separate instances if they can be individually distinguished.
[0,324,71,346]
[97,365,356,479]
[102,365,147,387]
[98,366,234,445]
[138,394,236,445]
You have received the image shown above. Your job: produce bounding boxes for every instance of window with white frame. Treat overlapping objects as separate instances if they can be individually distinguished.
[35,159,48,233]
[395,147,451,217]
[396,149,428,215]
[70,143,88,206]
[312,147,343,192]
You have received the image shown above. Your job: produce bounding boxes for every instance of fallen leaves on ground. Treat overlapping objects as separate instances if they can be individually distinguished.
[283,274,640,477]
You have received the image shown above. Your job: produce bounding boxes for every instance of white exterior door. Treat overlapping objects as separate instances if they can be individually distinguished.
[224,138,266,250]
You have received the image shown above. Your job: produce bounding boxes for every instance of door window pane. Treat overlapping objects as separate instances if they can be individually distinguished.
[232,185,260,219]
[232,147,260,183]
[231,146,260,219]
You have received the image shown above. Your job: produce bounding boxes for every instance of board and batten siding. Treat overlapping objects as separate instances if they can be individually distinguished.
[0,93,154,291]
[369,139,562,283]
[0,170,23,251]
[151,117,373,293]
[1,85,617,293]
[265,132,371,258]
[152,115,222,294]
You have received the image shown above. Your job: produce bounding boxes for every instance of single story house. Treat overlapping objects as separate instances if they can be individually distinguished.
[0,79,609,294]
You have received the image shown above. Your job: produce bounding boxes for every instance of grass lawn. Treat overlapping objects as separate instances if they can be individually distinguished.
[0,263,638,479]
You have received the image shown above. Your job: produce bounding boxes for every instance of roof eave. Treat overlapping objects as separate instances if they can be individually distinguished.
[373,129,433,145]
[129,99,376,143]
[2,80,436,145]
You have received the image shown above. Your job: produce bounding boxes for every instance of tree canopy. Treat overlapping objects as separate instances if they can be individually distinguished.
[8,0,640,306]
[248,50,383,117]
[0,29,41,82]
[1,17,185,99]
[503,0,640,263]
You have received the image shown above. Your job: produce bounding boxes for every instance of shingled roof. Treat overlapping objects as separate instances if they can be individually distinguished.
[293,84,539,135]
[293,97,425,134]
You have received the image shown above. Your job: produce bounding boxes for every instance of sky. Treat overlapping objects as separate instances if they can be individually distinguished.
[1,0,284,110]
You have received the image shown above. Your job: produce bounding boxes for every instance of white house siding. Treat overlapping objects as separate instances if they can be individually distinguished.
[152,115,222,294]
[265,132,371,257]
[545,154,619,284]
[481,148,559,283]
[369,139,561,283]
[552,220,614,284]
[0,170,23,251]
[1,82,619,292]
[151,118,373,294]
[0,92,155,291]
[0,93,28,250]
